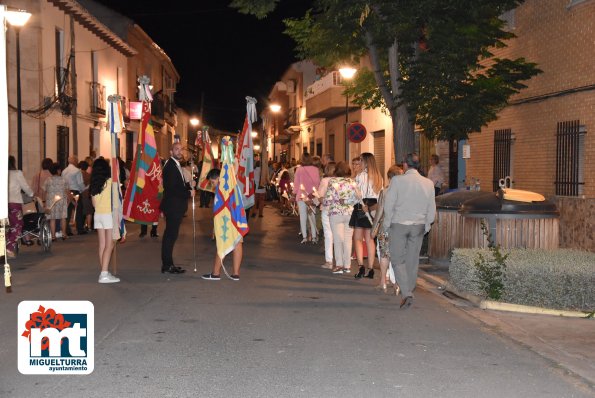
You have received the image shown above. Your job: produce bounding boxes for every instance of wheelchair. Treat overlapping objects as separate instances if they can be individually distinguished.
[16,197,52,253]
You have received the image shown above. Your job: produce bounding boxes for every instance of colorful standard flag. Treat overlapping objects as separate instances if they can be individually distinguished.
[106,95,126,240]
[235,96,256,209]
[122,105,163,225]
[214,136,249,260]
[198,127,217,193]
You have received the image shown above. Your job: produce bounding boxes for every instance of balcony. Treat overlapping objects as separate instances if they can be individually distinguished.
[89,82,106,117]
[305,71,359,119]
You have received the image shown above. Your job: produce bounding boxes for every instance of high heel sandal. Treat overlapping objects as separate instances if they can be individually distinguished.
[365,269,374,279]
[354,265,366,279]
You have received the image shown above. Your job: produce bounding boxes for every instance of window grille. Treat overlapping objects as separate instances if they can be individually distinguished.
[556,120,585,196]
[493,129,513,191]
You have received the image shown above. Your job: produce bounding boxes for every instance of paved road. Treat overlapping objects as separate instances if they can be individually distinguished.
[0,205,592,398]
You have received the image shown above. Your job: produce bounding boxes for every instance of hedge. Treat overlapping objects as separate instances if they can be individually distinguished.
[450,248,595,311]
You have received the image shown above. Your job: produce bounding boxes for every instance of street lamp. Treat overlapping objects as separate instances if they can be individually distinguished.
[339,67,356,162]
[190,117,199,126]
[270,104,281,162]
[6,9,32,170]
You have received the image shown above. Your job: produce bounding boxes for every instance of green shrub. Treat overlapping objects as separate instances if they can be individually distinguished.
[450,248,595,311]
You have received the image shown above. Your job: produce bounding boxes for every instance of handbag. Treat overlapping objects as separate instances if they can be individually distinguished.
[22,200,38,215]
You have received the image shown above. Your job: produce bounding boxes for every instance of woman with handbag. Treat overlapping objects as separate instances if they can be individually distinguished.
[325,161,360,274]
[293,153,320,244]
[7,156,34,257]
[350,153,383,279]
[371,165,403,293]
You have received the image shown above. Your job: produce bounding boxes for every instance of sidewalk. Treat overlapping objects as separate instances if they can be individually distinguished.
[419,266,595,390]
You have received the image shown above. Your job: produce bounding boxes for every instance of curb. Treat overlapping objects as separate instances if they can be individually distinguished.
[418,271,592,319]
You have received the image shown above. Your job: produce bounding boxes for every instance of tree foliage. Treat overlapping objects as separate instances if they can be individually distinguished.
[232,0,541,145]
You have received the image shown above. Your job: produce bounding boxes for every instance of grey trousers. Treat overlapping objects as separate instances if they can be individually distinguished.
[389,223,425,298]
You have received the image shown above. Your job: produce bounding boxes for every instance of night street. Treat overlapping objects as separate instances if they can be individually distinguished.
[0,205,592,398]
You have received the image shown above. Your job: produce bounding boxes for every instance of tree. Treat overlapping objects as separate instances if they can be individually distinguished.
[231,0,541,162]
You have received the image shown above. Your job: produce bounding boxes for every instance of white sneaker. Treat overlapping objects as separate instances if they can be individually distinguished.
[55,231,63,238]
[98,272,120,283]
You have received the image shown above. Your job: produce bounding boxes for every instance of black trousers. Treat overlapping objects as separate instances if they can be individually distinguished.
[161,211,184,267]
[199,190,213,207]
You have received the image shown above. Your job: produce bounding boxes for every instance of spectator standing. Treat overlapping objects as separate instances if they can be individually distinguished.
[351,153,383,280]
[383,154,436,309]
[30,158,53,200]
[78,160,93,232]
[325,161,359,274]
[251,161,266,218]
[90,158,119,284]
[7,156,34,257]
[427,154,445,196]
[316,161,336,269]
[293,153,320,243]
[61,156,85,235]
[44,163,71,241]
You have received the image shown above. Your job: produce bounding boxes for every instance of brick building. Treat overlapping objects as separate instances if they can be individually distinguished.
[465,0,594,251]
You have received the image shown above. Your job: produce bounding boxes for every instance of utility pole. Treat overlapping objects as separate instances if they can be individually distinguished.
[70,15,78,156]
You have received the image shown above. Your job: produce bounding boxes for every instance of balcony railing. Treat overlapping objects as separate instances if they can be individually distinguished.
[304,71,343,100]
[89,82,106,116]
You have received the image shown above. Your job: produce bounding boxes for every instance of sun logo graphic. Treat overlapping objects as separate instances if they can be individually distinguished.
[18,301,94,375]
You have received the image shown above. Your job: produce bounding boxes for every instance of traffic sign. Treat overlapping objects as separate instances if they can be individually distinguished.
[347,122,367,143]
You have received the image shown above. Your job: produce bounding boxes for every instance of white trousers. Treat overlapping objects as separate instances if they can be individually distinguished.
[321,209,333,263]
[330,214,353,268]
[298,201,317,240]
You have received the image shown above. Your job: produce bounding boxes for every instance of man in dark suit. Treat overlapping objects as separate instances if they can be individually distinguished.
[160,142,194,274]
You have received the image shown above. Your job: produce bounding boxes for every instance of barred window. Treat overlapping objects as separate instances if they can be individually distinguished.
[555,120,586,196]
[493,129,513,191]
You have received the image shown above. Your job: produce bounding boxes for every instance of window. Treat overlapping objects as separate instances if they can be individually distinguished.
[493,129,513,191]
[57,126,69,169]
[372,130,385,178]
[328,134,335,160]
[556,120,586,196]
[55,28,66,95]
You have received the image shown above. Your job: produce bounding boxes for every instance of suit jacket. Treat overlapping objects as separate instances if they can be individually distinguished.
[160,158,190,215]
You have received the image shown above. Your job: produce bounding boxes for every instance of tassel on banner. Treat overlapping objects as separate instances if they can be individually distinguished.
[5,263,12,293]
[107,94,125,134]
[138,75,153,102]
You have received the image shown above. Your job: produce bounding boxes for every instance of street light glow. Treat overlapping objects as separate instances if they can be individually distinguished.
[254,144,261,151]
[270,104,281,113]
[339,67,357,80]
[5,10,31,27]
[251,131,258,138]
[190,118,199,126]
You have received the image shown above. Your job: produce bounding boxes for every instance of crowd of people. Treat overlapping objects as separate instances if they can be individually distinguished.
[6,143,442,308]
[267,151,439,309]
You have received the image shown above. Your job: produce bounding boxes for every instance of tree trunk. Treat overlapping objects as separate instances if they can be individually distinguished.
[388,39,414,163]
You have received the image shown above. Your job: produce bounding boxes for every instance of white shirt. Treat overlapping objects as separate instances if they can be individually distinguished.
[61,164,85,192]
[8,170,34,204]
[428,164,445,188]
[356,170,380,199]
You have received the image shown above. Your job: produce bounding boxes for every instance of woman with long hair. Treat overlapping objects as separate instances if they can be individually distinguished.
[293,152,320,243]
[90,158,119,283]
[31,157,53,200]
[371,164,403,293]
[316,161,336,269]
[351,152,383,279]
[325,161,359,274]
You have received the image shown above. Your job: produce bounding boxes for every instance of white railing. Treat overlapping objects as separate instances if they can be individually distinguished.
[304,71,342,99]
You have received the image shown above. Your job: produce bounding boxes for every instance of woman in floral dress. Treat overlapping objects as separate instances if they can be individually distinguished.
[323,161,360,274]
[43,163,70,240]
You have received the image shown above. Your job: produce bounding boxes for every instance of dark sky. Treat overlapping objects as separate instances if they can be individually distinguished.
[94,0,311,131]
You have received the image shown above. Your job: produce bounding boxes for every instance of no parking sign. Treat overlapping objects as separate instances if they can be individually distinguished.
[347,123,367,143]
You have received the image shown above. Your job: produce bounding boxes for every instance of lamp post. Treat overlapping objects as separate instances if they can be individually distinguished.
[339,67,356,162]
[6,10,31,170]
[270,104,281,163]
